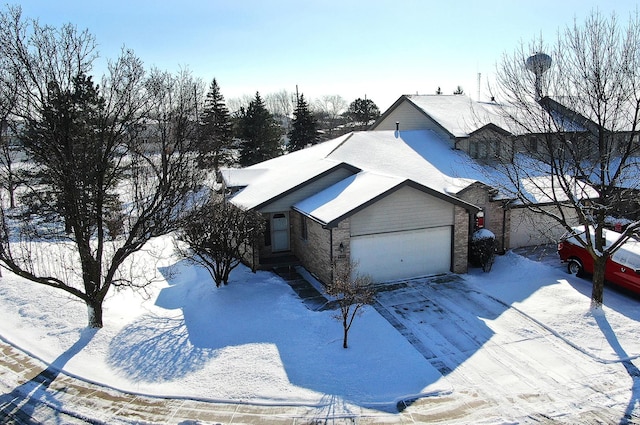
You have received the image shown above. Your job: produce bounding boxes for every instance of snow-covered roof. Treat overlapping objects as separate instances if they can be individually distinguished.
[521,175,599,204]
[292,172,405,225]
[222,130,482,214]
[376,94,527,137]
[220,135,351,209]
[379,94,596,138]
[406,95,501,137]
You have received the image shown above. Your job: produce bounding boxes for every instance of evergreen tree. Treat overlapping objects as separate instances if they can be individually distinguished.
[288,94,319,151]
[21,74,113,234]
[198,78,233,170]
[236,91,282,166]
[345,97,380,130]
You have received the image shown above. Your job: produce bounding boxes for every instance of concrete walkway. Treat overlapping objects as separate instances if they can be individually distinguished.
[273,266,334,311]
[0,335,403,424]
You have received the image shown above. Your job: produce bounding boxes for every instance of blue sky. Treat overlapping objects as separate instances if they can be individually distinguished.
[12,0,639,110]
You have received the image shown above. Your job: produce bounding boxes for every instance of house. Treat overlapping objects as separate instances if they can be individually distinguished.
[371,94,521,163]
[221,94,604,285]
[221,130,482,284]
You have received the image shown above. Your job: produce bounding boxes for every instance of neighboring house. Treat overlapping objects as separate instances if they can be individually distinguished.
[371,94,520,163]
[371,94,600,162]
[371,94,599,249]
[221,130,481,284]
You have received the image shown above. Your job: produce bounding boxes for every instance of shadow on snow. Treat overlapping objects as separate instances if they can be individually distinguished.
[107,260,440,411]
[106,251,640,418]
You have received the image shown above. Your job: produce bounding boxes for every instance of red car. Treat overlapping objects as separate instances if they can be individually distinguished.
[557,227,640,294]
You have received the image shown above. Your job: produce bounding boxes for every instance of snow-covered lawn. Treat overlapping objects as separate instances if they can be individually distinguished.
[0,235,639,421]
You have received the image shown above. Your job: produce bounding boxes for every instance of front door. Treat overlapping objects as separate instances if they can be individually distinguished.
[271,213,290,252]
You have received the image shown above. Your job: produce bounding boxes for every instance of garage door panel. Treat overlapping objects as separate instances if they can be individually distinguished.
[509,207,577,248]
[351,227,451,282]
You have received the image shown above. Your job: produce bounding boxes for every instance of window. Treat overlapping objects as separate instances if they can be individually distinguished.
[470,139,500,160]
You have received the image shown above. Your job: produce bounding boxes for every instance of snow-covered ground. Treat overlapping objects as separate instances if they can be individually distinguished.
[0,235,639,423]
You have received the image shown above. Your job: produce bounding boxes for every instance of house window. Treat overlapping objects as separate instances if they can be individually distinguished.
[300,214,308,241]
[529,137,538,153]
[470,139,500,160]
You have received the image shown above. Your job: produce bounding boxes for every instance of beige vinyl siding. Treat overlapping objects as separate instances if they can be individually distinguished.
[260,167,355,213]
[373,101,452,141]
[351,186,454,236]
[509,205,578,248]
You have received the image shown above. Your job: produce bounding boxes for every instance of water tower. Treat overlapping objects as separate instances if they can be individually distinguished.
[526,52,552,100]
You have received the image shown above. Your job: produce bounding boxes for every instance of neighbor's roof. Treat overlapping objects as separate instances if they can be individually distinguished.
[521,174,599,204]
[373,94,527,137]
[222,130,483,213]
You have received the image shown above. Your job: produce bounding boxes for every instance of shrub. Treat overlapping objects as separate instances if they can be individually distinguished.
[469,229,497,272]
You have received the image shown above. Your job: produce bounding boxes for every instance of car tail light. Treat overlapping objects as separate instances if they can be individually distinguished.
[557,242,564,251]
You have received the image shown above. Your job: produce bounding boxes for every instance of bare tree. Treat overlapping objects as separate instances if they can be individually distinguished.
[491,10,640,309]
[176,194,264,287]
[0,6,205,328]
[313,94,347,138]
[227,94,253,117]
[264,89,294,118]
[325,261,375,349]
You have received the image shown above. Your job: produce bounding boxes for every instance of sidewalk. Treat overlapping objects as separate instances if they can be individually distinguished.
[0,337,398,424]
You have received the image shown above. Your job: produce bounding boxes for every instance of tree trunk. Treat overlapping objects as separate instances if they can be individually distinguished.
[343,316,349,349]
[591,256,607,309]
[86,299,104,328]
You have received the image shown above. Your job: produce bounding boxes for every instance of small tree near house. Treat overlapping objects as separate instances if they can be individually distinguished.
[176,194,264,287]
[325,260,375,349]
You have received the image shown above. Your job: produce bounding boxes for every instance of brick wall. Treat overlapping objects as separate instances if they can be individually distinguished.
[291,212,332,284]
[457,184,507,253]
[452,205,469,273]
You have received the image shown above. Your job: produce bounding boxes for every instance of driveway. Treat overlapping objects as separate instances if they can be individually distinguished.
[372,274,640,423]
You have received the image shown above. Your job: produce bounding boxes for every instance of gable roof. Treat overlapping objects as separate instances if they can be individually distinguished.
[371,94,524,137]
[222,129,483,213]
[220,135,352,210]
[293,173,477,227]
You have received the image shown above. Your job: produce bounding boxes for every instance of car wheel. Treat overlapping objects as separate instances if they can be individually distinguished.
[568,259,583,276]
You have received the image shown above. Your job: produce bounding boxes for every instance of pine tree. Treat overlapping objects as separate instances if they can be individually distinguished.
[236,91,282,166]
[198,78,233,170]
[288,94,319,152]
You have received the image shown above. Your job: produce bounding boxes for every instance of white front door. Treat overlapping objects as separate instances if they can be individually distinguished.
[271,213,290,252]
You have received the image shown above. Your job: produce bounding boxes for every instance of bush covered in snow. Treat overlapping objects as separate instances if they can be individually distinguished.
[470,229,497,272]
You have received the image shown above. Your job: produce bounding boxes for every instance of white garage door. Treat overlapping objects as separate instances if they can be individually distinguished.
[351,226,451,283]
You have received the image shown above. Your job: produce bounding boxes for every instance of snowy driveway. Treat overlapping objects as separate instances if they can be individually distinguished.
[372,274,640,423]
